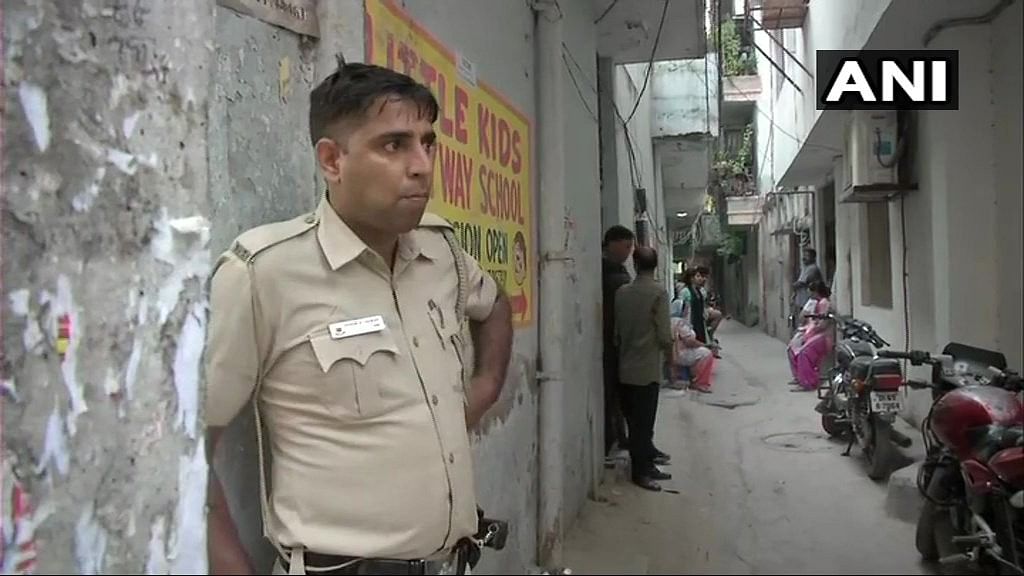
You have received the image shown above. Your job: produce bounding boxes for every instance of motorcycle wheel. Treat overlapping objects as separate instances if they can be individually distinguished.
[991,499,1023,576]
[915,501,940,561]
[821,412,844,438]
[866,419,894,481]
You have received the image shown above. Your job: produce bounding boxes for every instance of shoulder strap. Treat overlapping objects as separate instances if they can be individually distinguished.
[244,258,288,559]
[441,229,468,324]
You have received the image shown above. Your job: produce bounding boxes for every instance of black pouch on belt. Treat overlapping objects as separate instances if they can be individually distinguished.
[459,507,510,568]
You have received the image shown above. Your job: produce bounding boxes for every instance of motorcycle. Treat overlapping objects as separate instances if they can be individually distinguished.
[811,313,913,480]
[877,344,1023,575]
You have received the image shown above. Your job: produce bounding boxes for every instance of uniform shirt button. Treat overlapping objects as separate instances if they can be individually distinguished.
[449,453,455,464]
[413,336,420,347]
[304,215,315,224]
[432,395,439,406]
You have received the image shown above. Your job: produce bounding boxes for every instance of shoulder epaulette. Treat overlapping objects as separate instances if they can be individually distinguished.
[230,211,318,264]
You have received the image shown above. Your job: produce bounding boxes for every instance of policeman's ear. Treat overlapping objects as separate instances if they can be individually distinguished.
[315,137,345,183]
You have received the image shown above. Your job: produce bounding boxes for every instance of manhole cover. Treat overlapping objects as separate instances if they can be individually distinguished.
[761,431,835,453]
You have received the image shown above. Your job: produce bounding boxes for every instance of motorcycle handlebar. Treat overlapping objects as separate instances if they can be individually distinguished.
[876,349,935,365]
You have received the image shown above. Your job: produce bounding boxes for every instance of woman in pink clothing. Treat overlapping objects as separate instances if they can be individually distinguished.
[787,281,833,391]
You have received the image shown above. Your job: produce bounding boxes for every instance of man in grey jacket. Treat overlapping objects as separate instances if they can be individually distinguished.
[615,247,674,491]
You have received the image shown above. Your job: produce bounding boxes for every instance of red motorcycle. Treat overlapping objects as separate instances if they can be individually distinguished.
[878,344,1023,574]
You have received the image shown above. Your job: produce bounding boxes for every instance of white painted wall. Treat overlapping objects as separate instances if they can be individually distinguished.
[992,0,1024,372]
[752,0,895,193]
[823,1,1024,425]
[652,56,719,138]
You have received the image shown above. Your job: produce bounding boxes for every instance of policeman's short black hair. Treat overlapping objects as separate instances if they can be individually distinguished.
[309,62,439,145]
[603,225,635,247]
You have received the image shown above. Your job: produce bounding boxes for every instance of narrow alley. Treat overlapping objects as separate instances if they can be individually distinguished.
[564,321,929,575]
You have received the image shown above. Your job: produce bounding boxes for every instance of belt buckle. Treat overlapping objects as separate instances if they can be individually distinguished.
[406,558,428,575]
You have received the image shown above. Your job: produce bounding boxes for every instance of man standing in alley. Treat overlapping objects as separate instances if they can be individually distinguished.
[602,225,635,460]
[204,63,513,575]
[615,246,674,492]
[793,247,824,327]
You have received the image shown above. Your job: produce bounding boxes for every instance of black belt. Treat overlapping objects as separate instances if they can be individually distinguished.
[280,549,466,575]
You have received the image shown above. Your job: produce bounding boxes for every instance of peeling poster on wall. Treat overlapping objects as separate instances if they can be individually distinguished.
[217,0,320,37]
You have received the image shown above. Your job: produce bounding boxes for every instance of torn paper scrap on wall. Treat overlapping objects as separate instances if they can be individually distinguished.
[173,302,206,439]
[35,403,71,477]
[144,516,168,575]
[18,81,50,153]
[74,504,108,575]
[169,443,208,574]
[151,211,212,325]
[1,468,40,575]
[40,275,88,434]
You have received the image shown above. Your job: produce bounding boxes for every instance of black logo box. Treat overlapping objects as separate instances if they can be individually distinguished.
[816,50,959,111]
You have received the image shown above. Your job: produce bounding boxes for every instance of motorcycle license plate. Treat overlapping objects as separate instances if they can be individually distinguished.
[870,391,902,413]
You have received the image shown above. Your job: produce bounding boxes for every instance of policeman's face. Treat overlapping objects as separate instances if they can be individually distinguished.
[319,96,437,236]
[607,239,634,264]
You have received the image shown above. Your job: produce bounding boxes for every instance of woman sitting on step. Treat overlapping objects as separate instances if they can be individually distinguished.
[787,280,834,392]
[671,316,715,392]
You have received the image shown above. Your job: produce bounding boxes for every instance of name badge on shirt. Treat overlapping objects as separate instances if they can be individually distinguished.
[329,315,386,340]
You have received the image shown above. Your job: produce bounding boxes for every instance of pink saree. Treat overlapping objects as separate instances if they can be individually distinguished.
[787,298,833,390]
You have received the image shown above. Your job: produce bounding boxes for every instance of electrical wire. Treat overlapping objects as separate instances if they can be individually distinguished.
[624,0,670,125]
[561,43,643,189]
[562,53,599,123]
[594,0,620,24]
[722,74,842,154]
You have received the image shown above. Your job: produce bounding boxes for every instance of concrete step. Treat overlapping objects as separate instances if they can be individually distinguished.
[886,416,927,524]
[886,462,924,524]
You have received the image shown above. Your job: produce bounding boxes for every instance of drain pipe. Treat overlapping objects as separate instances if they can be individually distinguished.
[922,0,1016,47]
[534,0,567,567]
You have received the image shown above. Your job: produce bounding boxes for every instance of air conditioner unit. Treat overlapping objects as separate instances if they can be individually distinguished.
[840,110,901,203]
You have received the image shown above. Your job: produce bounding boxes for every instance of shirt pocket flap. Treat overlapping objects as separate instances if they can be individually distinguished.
[308,329,399,372]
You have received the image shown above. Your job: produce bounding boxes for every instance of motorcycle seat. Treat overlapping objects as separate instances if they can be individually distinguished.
[849,356,902,380]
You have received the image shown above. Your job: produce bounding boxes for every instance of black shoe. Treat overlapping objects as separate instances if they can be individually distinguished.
[632,476,662,492]
[653,454,671,466]
[647,468,672,481]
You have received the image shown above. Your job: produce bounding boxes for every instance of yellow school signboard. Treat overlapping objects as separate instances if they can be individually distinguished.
[365,0,534,327]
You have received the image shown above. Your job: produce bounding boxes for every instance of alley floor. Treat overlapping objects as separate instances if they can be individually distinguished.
[562,321,933,575]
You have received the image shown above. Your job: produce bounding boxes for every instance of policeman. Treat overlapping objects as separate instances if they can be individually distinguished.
[204,63,514,575]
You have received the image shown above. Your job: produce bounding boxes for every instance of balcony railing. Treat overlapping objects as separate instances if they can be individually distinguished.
[747,0,808,30]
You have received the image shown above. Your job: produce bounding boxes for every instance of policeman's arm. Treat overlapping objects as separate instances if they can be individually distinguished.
[205,254,260,575]
[462,254,512,429]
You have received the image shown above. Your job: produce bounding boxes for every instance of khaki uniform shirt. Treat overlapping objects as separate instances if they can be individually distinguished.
[614,275,673,386]
[204,198,498,560]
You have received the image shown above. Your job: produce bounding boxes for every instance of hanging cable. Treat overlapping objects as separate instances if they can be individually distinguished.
[562,53,599,123]
[624,0,670,125]
[594,0,620,24]
[561,42,643,189]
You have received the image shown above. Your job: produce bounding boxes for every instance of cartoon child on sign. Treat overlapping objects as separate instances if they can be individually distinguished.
[513,231,527,287]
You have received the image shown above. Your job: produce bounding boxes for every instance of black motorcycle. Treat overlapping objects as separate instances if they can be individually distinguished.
[812,313,913,480]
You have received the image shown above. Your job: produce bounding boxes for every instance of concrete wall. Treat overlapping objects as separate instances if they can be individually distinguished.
[2,1,214,572]
[991,0,1024,373]
[556,0,605,554]
[752,0,894,187]
[614,65,650,232]
[652,56,719,139]
[758,193,812,339]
